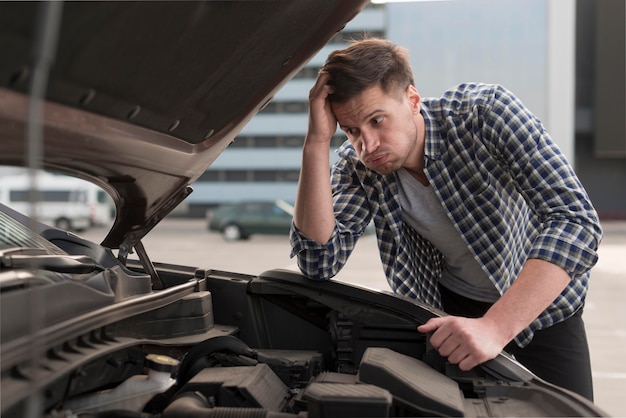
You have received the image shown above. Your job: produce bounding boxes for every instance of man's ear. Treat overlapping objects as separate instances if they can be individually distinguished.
[406,85,421,114]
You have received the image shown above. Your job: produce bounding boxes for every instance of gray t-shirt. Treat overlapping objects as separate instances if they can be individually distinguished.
[396,168,500,303]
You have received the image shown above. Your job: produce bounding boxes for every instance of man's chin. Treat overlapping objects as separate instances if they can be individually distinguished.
[369,165,397,176]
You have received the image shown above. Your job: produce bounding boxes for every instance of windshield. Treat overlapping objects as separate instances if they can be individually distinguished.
[0,209,65,255]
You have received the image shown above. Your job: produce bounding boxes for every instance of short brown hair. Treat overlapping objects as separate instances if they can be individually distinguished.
[322,38,414,103]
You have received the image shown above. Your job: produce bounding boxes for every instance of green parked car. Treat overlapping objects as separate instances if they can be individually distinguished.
[207,200,294,241]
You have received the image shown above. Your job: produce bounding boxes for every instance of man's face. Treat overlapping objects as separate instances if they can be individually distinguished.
[332,84,423,175]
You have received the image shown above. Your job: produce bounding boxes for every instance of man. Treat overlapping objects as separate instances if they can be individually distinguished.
[289,38,602,400]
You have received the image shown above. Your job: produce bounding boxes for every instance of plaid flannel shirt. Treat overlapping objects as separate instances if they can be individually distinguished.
[290,83,602,347]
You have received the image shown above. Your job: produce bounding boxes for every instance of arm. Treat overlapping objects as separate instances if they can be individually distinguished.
[293,71,337,244]
[418,259,570,371]
[419,85,602,369]
[290,74,372,280]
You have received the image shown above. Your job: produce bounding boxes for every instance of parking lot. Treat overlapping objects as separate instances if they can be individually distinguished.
[84,219,626,416]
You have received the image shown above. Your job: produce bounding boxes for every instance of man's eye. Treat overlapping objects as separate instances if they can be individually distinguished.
[373,116,383,124]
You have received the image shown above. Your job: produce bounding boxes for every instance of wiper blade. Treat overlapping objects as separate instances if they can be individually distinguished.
[1,252,105,274]
[0,247,49,257]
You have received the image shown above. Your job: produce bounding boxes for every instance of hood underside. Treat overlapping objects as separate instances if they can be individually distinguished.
[0,1,367,247]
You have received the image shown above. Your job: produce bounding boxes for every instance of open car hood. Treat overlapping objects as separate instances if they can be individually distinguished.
[0,1,367,248]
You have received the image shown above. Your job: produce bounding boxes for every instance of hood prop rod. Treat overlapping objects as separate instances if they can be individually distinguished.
[134,240,164,290]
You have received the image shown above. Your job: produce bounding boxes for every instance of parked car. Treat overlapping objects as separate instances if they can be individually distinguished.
[0,2,608,417]
[207,200,294,240]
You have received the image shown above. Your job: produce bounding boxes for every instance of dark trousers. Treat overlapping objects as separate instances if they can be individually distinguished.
[438,284,594,400]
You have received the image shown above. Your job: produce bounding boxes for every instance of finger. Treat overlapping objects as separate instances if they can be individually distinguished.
[446,345,470,364]
[417,318,442,333]
[435,333,459,356]
[309,81,331,103]
[457,354,480,371]
[312,71,335,97]
[317,69,330,81]
[313,71,330,89]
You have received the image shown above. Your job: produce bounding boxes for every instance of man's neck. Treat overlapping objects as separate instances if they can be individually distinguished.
[404,167,429,186]
[403,114,428,186]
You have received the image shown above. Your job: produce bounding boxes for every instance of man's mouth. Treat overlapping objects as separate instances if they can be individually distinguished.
[366,153,387,167]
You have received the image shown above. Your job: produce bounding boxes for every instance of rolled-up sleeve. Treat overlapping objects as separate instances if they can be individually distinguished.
[290,224,356,280]
[290,145,373,280]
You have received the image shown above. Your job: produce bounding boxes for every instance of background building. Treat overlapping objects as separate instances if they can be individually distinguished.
[167,1,626,219]
[574,0,626,219]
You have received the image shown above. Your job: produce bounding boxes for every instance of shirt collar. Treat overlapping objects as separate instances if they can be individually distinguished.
[420,103,443,160]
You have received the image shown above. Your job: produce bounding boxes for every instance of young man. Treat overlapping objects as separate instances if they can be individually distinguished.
[289,38,602,400]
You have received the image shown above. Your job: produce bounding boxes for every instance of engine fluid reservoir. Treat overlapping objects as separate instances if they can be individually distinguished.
[64,354,179,413]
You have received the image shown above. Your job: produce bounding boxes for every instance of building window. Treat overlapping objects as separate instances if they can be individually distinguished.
[259,101,308,114]
[198,169,302,183]
[228,134,345,149]
[293,67,321,80]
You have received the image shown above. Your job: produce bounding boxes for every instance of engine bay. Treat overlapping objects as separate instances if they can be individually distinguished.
[0,218,604,417]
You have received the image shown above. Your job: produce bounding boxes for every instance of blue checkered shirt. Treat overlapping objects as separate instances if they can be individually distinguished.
[290,83,602,347]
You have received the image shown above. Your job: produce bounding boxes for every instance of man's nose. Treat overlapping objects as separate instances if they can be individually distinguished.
[361,131,380,154]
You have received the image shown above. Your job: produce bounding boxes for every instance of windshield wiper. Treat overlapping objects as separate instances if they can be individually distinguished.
[1,248,104,274]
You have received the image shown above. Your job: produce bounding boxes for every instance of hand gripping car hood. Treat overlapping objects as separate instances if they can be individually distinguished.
[0,1,368,248]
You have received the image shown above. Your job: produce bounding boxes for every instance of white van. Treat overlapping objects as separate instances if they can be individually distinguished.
[0,173,92,231]
[84,183,115,227]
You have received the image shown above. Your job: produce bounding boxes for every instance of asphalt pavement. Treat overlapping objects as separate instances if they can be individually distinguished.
[83,219,626,416]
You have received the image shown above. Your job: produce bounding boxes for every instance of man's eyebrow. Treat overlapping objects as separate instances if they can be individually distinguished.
[339,109,383,130]
[364,109,383,120]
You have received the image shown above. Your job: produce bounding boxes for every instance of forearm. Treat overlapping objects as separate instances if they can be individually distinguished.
[418,258,573,370]
[293,139,336,244]
[482,258,571,344]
